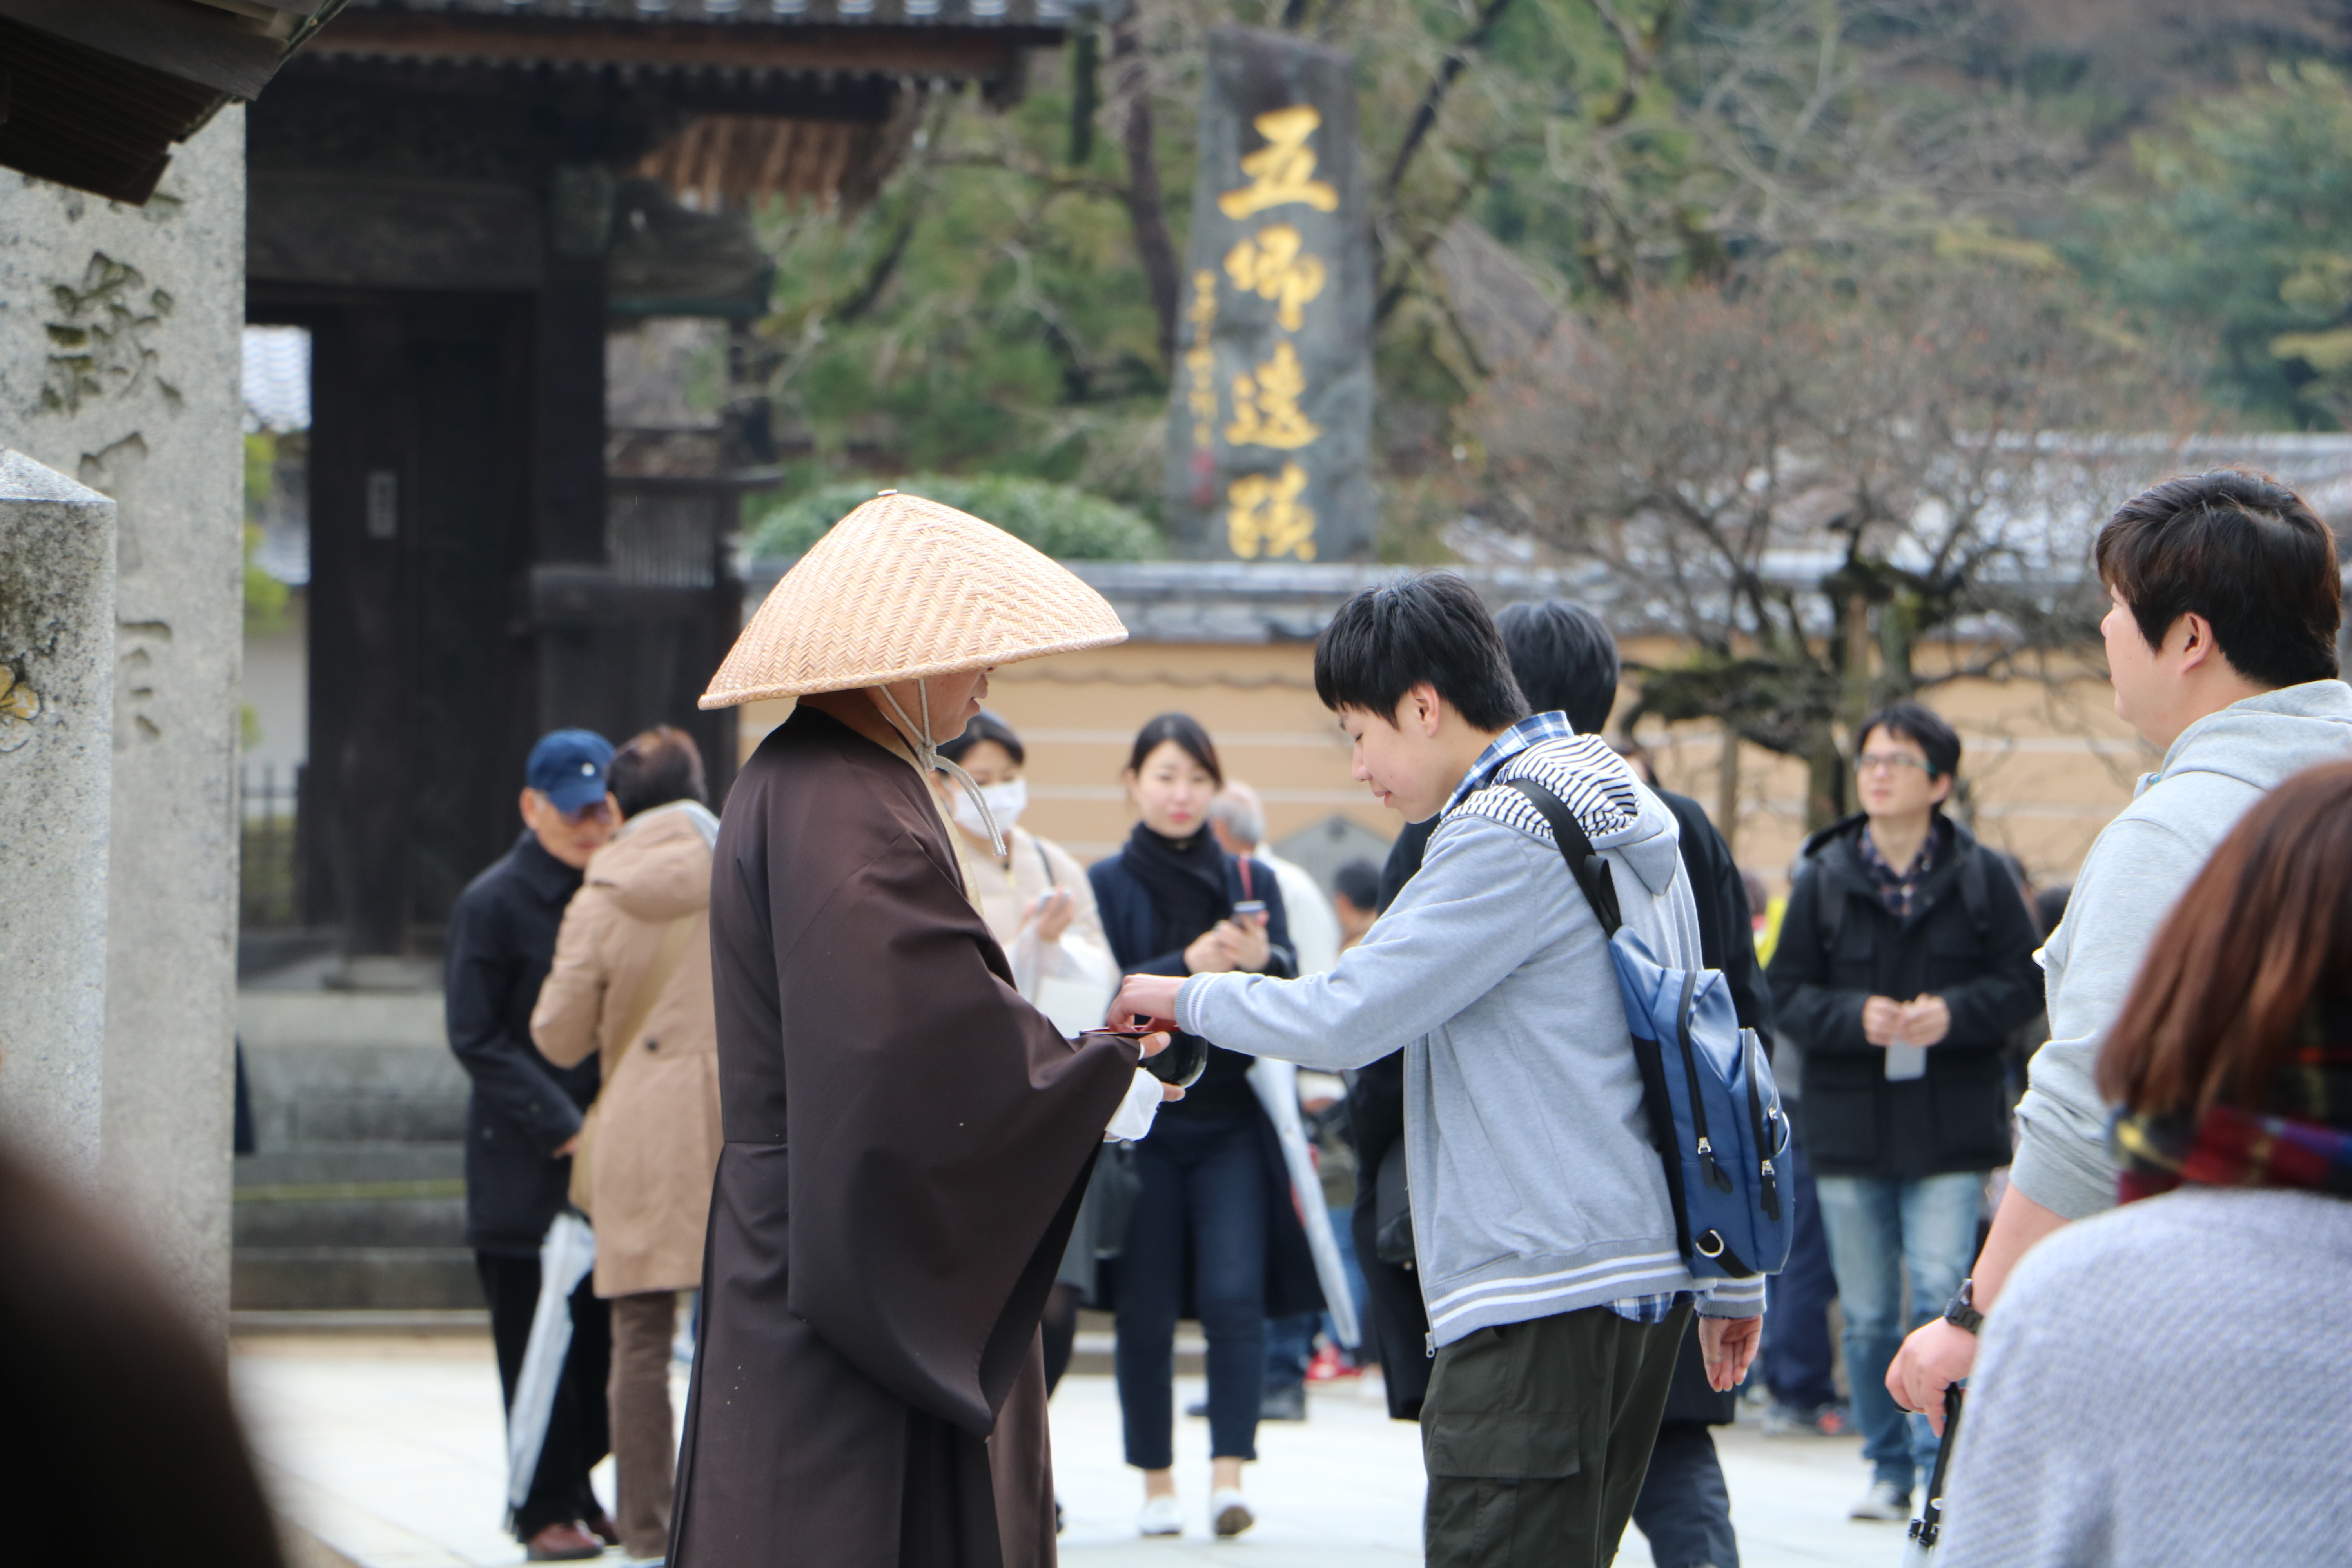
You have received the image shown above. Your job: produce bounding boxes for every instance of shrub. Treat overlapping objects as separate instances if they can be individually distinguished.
[748,474,1161,561]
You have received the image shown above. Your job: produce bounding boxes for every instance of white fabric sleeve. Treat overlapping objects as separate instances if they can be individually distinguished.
[1103,1068,1163,1143]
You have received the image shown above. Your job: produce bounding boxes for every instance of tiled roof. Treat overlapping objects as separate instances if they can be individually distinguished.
[341,0,1072,27]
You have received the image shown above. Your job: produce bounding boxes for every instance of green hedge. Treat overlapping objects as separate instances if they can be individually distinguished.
[748,474,1161,562]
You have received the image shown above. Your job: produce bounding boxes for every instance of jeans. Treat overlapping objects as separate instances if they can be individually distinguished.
[1263,1187,1369,1388]
[1631,1421,1739,1568]
[1759,1129,1840,1413]
[1323,1186,1372,1356]
[1116,1111,1268,1468]
[1266,1312,1318,1390]
[1815,1172,1983,1492]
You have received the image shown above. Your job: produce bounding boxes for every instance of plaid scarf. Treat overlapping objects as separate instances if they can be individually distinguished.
[2113,1023,2352,1205]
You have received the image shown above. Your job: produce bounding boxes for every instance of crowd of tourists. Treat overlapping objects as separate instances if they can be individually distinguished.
[32,468,2339,1568]
[421,468,2352,1568]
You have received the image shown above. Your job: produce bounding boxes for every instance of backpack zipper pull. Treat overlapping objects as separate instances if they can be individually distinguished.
[1760,1156,1781,1221]
[1697,1135,1734,1194]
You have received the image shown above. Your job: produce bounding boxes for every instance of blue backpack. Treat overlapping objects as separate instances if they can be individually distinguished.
[1507,779,1794,1281]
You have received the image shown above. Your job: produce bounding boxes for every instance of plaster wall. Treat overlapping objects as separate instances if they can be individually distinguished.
[737,636,2144,891]
[0,111,248,1338]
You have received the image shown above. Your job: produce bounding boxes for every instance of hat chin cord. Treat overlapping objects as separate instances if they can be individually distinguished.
[877,680,1005,858]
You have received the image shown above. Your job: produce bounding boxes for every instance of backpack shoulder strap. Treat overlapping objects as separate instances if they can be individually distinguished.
[1957,846,1992,941]
[1808,856,1849,956]
[1502,778,1623,936]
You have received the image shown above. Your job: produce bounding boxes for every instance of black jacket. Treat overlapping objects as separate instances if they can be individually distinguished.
[1766,812,2043,1179]
[445,831,601,1254]
[1655,788,1774,1050]
[1087,844,1323,1321]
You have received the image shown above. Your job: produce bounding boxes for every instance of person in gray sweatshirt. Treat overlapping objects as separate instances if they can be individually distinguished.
[1889,466,2352,1426]
[1111,575,1762,1568]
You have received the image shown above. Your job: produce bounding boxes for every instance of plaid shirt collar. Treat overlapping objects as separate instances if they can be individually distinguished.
[1858,816,1945,921]
[1442,711,1581,819]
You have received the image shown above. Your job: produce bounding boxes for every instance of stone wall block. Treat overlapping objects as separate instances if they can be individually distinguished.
[0,108,247,1339]
[0,453,116,1175]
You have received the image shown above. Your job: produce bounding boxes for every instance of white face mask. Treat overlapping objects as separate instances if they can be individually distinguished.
[952,778,1027,841]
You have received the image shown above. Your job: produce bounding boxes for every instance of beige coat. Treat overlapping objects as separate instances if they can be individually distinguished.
[533,804,723,1298]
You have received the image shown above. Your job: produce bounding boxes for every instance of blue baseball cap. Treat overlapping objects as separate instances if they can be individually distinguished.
[527,729,615,813]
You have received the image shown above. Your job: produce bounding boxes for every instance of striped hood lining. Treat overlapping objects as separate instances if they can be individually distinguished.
[1446,733,1646,848]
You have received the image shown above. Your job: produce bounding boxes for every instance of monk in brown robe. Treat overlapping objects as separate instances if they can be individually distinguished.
[672,494,1169,1566]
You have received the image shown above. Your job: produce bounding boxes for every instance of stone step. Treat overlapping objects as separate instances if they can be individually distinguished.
[234,1194,466,1250]
[234,1246,483,1311]
[237,1144,465,1188]
[238,989,468,1149]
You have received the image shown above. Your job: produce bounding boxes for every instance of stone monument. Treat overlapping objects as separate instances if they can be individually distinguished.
[0,111,247,1338]
[0,453,116,1177]
[1165,27,1374,563]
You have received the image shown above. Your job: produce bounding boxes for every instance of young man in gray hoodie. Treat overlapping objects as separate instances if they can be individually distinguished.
[1112,575,1762,1568]
[1890,467,2352,1423]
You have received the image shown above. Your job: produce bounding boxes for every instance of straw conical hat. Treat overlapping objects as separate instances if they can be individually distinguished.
[700,491,1129,708]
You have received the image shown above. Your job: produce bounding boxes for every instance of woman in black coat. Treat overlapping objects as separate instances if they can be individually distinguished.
[1089,713,1318,1541]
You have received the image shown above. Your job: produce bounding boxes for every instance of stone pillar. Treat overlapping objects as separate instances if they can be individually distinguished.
[0,110,247,1339]
[0,454,116,1177]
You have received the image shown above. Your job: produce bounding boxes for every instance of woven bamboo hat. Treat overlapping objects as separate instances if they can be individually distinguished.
[699,490,1128,708]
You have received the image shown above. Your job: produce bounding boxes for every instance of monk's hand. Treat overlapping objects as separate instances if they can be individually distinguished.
[1697,1314,1761,1392]
[1111,973,1185,1027]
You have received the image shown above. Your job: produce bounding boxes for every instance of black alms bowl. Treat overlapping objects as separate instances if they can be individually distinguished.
[1139,1031,1209,1089]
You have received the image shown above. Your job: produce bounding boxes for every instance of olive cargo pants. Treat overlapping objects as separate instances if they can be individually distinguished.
[1421,1299,1693,1567]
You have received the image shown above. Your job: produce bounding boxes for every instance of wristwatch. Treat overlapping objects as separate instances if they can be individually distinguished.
[1943,1278,1984,1336]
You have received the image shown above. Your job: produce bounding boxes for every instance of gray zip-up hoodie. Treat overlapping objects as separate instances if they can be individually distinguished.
[1177,732,1764,1347]
[2011,680,2352,1220]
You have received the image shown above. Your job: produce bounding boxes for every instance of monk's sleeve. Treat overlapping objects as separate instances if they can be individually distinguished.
[779,827,1139,1435]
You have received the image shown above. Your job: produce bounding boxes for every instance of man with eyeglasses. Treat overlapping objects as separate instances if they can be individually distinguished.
[1764,702,2041,1526]
[446,728,625,1560]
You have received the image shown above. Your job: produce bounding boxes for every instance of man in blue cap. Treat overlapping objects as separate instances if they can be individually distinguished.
[446,728,623,1560]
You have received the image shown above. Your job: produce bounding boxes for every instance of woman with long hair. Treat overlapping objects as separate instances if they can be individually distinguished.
[1936,760,2352,1567]
[1089,713,1322,1541]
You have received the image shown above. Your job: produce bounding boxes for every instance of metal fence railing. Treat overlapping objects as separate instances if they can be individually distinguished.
[241,762,301,929]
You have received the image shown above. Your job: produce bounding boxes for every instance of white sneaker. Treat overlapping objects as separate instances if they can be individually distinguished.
[1849,1478,1911,1521]
[1211,1488,1255,1538]
[1138,1494,1183,1537]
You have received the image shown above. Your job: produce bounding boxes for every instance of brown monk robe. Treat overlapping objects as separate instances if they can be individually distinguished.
[669,703,1141,1566]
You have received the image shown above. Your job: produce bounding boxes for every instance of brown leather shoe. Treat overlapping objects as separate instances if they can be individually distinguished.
[524,1522,603,1561]
[583,1512,623,1549]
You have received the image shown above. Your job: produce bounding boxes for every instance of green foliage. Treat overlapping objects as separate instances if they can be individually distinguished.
[740,0,2342,553]
[748,474,1162,561]
[243,433,291,635]
[244,524,289,635]
[2089,62,2352,428]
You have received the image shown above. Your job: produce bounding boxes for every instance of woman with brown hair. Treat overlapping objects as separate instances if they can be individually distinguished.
[1936,760,2352,1568]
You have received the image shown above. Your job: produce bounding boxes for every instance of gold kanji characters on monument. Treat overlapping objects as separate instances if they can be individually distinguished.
[1217,105,1341,220]
[1199,96,1338,561]
[1227,462,1317,562]
[1224,225,1325,332]
[1226,341,1320,450]
[1184,270,1220,449]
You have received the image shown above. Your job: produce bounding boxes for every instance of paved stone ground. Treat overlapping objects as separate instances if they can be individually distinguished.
[234,1336,1910,1568]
